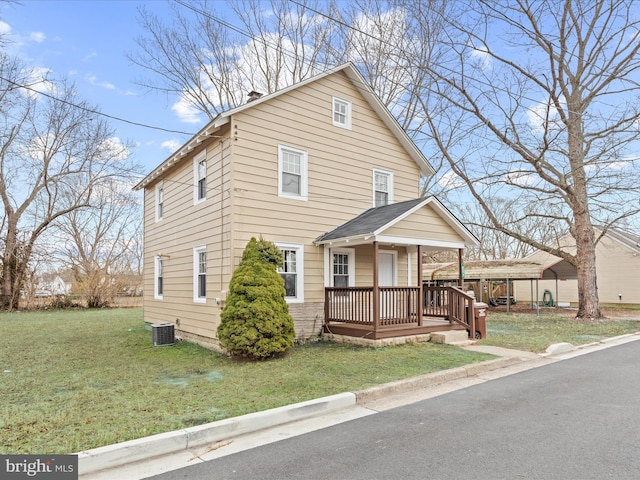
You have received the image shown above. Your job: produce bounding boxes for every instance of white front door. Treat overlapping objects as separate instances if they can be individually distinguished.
[378,252,397,319]
[378,252,396,286]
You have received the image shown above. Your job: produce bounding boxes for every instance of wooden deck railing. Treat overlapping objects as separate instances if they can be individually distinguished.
[325,284,475,334]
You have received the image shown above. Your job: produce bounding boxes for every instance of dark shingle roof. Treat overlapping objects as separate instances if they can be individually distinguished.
[315,198,426,243]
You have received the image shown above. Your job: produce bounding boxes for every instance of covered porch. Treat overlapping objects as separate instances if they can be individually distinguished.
[315,197,480,341]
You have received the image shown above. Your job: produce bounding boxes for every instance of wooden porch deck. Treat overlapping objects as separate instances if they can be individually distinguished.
[323,285,476,340]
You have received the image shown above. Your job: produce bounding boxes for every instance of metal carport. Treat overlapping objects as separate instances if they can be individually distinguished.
[423,252,578,312]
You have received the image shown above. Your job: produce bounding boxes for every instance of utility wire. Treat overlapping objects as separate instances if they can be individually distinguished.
[0,75,199,136]
[175,0,548,107]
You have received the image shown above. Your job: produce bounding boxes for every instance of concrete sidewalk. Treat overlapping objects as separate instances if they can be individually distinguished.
[78,333,640,480]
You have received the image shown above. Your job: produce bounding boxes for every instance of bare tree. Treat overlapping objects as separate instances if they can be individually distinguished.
[53,180,142,308]
[129,0,341,119]
[413,0,640,319]
[458,197,562,260]
[130,0,451,193]
[0,53,138,310]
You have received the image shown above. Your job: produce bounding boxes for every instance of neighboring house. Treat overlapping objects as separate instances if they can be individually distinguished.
[516,228,640,306]
[134,63,479,349]
[35,274,72,297]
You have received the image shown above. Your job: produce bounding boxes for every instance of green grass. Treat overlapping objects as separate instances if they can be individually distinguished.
[478,310,640,352]
[0,308,493,454]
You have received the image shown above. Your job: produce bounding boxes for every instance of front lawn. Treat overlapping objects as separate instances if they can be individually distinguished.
[478,308,640,352]
[0,308,493,454]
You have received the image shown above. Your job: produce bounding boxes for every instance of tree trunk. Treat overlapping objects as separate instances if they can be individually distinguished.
[567,96,602,320]
[574,217,601,320]
[1,217,19,310]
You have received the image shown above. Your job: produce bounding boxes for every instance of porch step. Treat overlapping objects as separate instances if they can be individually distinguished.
[430,330,472,345]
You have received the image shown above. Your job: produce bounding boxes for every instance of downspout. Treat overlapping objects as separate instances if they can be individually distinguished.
[458,248,464,287]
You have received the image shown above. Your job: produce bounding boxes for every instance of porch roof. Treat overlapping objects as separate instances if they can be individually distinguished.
[314,196,479,249]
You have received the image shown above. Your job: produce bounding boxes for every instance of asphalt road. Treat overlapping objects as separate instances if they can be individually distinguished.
[150,340,640,480]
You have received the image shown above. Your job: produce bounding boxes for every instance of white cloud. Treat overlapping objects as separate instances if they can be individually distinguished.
[437,171,466,190]
[30,31,46,43]
[504,170,537,187]
[469,43,492,71]
[83,50,97,62]
[23,67,56,99]
[172,94,202,124]
[98,137,129,162]
[161,139,181,153]
[0,20,11,35]
[526,96,565,133]
[86,74,115,90]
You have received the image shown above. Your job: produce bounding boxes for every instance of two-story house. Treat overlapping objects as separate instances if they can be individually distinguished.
[134,63,479,349]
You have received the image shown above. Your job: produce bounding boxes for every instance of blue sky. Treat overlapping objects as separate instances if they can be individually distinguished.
[0,0,203,176]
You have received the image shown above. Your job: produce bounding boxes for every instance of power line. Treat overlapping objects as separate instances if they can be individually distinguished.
[0,75,199,136]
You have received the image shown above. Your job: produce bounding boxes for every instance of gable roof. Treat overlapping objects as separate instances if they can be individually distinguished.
[134,62,434,190]
[315,196,479,249]
[600,228,640,254]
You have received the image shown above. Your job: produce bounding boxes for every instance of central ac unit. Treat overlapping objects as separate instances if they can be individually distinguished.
[152,323,175,346]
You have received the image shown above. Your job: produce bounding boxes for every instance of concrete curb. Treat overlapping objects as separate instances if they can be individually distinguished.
[78,392,356,475]
[78,334,640,479]
[539,332,640,359]
[354,356,521,404]
[78,355,525,476]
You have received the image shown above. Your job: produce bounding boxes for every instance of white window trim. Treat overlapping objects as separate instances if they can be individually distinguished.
[193,152,207,205]
[275,242,304,303]
[326,248,356,287]
[373,168,394,207]
[193,246,206,303]
[154,256,163,300]
[155,183,164,222]
[332,96,352,129]
[278,144,308,201]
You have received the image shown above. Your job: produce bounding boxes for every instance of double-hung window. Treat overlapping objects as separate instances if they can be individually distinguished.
[333,253,349,287]
[155,184,164,222]
[154,257,163,300]
[332,97,352,129]
[276,243,304,302]
[193,246,206,303]
[373,169,393,207]
[278,145,308,201]
[194,153,206,204]
[330,248,355,288]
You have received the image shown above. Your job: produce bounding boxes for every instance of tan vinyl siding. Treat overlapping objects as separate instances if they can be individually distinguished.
[384,206,464,243]
[142,132,233,341]
[227,72,423,304]
[140,68,445,348]
[349,245,410,287]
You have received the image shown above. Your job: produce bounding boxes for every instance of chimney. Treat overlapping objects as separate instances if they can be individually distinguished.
[247,91,263,103]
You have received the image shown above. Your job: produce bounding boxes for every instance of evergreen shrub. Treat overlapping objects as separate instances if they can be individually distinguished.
[217,237,295,359]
